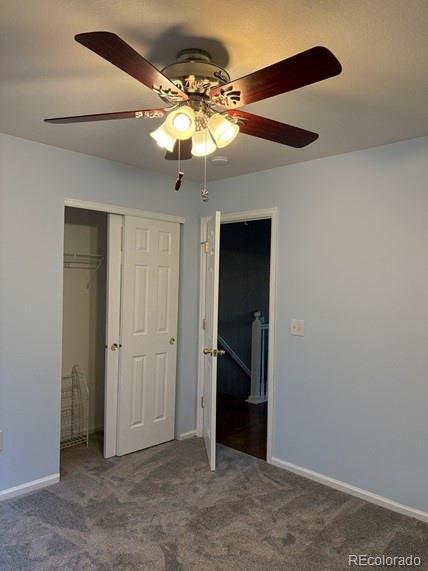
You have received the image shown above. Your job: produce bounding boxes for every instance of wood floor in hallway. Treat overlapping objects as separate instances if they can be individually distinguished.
[216,392,267,460]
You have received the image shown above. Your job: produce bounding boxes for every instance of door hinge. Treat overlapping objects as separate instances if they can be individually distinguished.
[201,240,208,254]
[201,396,205,409]
[202,318,206,330]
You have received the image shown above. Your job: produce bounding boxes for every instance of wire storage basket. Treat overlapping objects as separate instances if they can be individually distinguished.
[60,365,89,449]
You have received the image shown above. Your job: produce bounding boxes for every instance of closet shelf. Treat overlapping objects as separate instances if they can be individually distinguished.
[64,252,103,271]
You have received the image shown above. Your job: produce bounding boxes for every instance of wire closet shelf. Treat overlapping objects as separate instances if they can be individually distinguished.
[63,252,103,288]
[63,252,103,270]
[60,365,89,449]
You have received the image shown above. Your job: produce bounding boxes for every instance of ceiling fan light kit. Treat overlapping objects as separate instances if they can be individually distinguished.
[207,114,240,149]
[191,128,217,157]
[163,105,196,140]
[150,122,176,152]
[45,31,342,200]
[150,104,239,157]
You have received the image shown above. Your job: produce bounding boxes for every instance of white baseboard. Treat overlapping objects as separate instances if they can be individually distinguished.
[177,429,198,441]
[0,473,60,501]
[270,457,428,523]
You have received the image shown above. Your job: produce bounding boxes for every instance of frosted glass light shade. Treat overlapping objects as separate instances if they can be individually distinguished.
[166,106,196,140]
[208,113,239,148]
[150,122,176,152]
[191,129,216,157]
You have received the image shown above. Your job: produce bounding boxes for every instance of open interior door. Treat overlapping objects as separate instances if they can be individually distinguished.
[202,211,221,470]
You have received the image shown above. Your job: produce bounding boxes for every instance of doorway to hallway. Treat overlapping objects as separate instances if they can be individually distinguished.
[216,219,271,460]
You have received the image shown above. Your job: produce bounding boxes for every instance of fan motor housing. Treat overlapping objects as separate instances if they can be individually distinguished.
[161,49,230,99]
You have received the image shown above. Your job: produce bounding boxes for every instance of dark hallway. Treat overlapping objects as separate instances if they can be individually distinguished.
[216,219,271,460]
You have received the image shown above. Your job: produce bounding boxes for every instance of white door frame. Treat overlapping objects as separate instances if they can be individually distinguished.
[196,207,278,463]
[104,214,122,458]
[62,198,185,459]
[64,198,185,225]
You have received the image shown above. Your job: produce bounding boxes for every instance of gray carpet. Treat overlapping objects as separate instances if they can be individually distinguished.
[1,437,427,570]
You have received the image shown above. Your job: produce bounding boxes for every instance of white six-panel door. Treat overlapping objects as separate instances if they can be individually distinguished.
[202,212,221,470]
[117,215,180,456]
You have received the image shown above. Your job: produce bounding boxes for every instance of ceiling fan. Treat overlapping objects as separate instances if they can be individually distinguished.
[45,32,342,161]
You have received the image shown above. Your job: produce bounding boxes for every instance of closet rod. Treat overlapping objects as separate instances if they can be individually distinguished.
[63,252,104,287]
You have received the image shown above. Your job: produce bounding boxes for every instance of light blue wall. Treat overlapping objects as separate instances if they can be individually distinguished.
[204,137,428,512]
[1,133,427,513]
[0,133,199,490]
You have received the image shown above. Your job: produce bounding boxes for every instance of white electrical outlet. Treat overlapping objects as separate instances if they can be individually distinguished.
[290,319,304,336]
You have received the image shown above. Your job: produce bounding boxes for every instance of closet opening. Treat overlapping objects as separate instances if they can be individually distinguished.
[216,219,271,460]
[60,207,108,473]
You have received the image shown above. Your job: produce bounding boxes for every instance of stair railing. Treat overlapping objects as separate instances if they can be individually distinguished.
[246,311,268,405]
[217,335,251,377]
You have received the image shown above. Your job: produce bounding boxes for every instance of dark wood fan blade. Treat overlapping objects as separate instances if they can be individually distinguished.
[44,108,169,124]
[227,110,318,148]
[210,46,341,108]
[75,31,188,101]
[165,139,192,160]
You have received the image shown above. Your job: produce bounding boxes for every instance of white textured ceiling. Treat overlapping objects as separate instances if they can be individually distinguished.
[1,0,427,181]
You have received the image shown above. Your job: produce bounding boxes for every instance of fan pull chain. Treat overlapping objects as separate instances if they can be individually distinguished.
[201,131,209,202]
[178,139,181,173]
[175,140,184,191]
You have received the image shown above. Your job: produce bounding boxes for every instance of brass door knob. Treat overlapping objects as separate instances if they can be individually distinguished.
[111,343,118,351]
[203,348,226,357]
[169,337,176,345]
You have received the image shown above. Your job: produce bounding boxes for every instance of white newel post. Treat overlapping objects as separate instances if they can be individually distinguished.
[246,311,268,405]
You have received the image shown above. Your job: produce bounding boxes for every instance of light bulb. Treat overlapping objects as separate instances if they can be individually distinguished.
[208,113,239,148]
[150,122,176,152]
[191,129,216,157]
[173,113,191,132]
[166,106,195,140]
